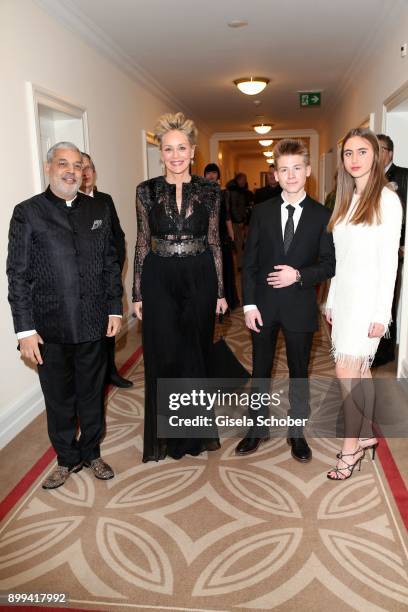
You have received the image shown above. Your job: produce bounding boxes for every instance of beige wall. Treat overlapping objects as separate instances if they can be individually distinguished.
[0,0,209,436]
[319,5,408,159]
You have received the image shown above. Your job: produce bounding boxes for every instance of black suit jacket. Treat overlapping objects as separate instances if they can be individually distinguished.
[7,187,123,343]
[93,188,126,270]
[242,195,335,331]
[254,185,282,204]
[386,163,408,242]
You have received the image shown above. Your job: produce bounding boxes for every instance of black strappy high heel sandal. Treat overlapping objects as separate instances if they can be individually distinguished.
[327,447,365,481]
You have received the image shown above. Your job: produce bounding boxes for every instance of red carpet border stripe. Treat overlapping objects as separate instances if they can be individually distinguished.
[377,437,408,530]
[0,345,143,523]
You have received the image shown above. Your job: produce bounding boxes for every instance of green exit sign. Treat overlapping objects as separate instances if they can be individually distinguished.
[299,92,321,107]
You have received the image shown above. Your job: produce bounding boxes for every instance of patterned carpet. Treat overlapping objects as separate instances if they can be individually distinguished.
[0,312,407,611]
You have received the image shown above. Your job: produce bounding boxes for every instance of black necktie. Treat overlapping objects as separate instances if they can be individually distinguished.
[283,205,295,253]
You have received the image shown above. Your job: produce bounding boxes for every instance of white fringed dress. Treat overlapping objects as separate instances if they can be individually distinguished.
[327,187,402,371]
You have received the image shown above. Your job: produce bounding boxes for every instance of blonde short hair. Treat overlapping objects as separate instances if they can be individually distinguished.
[274,139,310,166]
[154,112,197,147]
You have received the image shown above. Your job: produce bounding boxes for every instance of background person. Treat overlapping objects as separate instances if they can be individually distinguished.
[204,163,239,310]
[372,134,408,367]
[80,152,132,388]
[254,164,282,204]
[133,113,227,462]
[225,172,250,270]
[326,128,402,480]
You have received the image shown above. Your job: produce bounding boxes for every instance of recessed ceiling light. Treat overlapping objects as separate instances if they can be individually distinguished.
[263,151,274,157]
[259,139,273,146]
[227,20,248,28]
[265,157,274,163]
[234,77,269,95]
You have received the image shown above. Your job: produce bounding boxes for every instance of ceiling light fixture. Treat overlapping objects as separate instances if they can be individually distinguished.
[253,123,272,134]
[263,151,274,157]
[265,157,274,164]
[227,20,248,28]
[258,139,273,146]
[234,77,269,96]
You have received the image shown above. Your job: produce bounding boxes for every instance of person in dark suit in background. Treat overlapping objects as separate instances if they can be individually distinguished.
[225,173,251,270]
[254,164,282,204]
[236,139,335,461]
[7,142,123,489]
[373,134,408,367]
[81,153,132,388]
[204,163,239,310]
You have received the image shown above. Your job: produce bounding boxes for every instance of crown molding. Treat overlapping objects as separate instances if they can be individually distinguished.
[34,0,212,136]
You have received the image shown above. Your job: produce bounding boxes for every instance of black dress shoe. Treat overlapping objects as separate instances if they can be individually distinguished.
[108,372,133,388]
[287,437,312,462]
[235,432,270,456]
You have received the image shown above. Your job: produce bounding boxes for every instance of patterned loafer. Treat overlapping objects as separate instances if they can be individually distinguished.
[83,458,114,480]
[41,464,82,490]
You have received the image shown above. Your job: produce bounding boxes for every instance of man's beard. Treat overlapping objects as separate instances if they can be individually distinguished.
[52,177,79,199]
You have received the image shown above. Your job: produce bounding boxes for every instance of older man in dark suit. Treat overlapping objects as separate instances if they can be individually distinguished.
[236,139,335,461]
[80,152,132,388]
[7,142,123,489]
[373,134,408,367]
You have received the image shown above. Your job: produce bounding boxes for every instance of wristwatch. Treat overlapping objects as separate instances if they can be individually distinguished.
[295,270,302,286]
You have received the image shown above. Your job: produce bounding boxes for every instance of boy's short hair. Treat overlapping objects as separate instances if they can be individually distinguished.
[274,139,310,167]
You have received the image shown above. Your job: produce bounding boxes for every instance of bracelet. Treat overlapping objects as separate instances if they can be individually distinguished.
[295,270,302,285]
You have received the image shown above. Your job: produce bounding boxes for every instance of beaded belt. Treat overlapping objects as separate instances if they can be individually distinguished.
[151,236,207,257]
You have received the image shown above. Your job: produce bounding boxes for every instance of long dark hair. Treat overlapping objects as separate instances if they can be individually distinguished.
[328,128,387,231]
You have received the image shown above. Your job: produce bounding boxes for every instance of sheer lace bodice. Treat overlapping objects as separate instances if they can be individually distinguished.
[133,175,224,301]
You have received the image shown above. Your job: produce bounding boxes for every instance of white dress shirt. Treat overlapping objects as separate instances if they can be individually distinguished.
[244,191,306,313]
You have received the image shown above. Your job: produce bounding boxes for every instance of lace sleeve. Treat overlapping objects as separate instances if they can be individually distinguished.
[132,187,151,302]
[207,186,224,298]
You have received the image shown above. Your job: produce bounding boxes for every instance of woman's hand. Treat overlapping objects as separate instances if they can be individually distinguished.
[368,322,385,338]
[325,308,333,325]
[134,301,143,321]
[216,298,228,315]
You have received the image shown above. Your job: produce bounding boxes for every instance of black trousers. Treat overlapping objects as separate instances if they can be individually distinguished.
[106,336,117,375]
[37,339,107,467]
[250,323,314,435]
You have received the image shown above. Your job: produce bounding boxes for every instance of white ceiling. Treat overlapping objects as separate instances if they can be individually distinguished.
[39,0,399,133]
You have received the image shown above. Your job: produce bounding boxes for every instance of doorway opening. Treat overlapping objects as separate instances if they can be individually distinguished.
[28,84,89,189]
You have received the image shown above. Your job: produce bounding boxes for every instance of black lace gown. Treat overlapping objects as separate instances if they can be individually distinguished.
[133,175,224,462]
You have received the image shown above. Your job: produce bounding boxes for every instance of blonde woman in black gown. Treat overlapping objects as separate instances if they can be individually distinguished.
[133,113,228,462]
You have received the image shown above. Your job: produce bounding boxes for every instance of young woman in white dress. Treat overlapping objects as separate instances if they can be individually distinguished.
[325,128,402,480]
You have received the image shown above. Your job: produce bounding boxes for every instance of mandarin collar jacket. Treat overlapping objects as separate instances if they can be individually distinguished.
[7,187,123,343]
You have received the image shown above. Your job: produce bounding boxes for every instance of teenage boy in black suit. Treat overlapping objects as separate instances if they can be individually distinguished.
[81,153,132,388]
[236,139,335,461]
[373,134,407,367]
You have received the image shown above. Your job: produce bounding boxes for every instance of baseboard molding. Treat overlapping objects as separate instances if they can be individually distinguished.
[0,384,45,450]
[0,312,138,450]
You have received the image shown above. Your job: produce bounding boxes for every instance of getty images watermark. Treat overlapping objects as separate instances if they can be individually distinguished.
[157,377,408,439]
[167,389,307,428]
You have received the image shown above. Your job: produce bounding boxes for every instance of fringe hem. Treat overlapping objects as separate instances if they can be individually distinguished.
[330,345,375,374]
